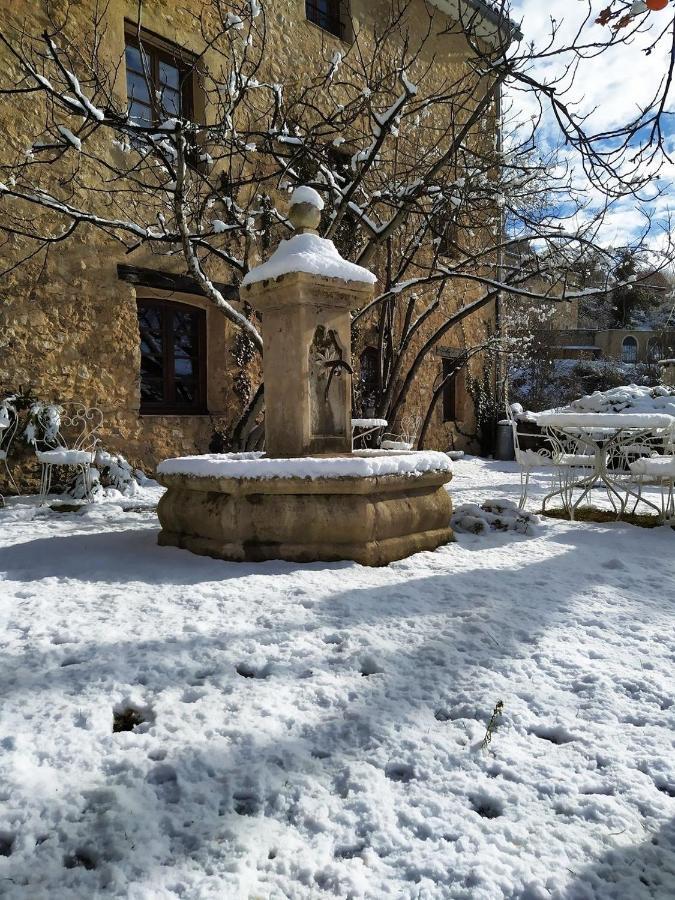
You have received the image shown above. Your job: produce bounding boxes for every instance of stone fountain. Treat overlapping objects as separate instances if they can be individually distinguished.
[156,188,453,566]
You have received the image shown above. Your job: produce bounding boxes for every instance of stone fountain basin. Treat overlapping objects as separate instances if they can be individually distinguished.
[156,451,454,567]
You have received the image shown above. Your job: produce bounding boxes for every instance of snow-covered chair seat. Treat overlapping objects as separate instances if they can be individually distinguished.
[381,439,412,451]
[380,415,421,454]
[629,456,675,478]
[36,448,96,465]
[628,456,675,521]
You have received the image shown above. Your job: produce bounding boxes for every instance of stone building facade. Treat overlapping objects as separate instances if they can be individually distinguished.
[0,0,501,480]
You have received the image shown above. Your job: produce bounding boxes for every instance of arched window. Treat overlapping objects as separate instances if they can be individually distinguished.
[648,338,662,362]
[359,347,379,411]
[621,336,638,364]
[137,298,207,414]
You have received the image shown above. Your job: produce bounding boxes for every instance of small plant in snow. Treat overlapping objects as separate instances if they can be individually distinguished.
[481,700,504,753]
[68,449,152,499]
[24,402,61,447]
[451,499,539,536]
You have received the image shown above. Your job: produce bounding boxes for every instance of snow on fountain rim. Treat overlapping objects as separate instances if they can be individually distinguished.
[157,450,452,481]
[241,232,377,286]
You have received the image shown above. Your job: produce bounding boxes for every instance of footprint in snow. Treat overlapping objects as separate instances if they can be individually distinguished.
[0,832,15,857]
[181,687,207,703]
[359,655,383,677]
[146,764,180,803]
[63,847,97,870]
[529,724,577,745]
[233,792,261,816]
[385,763,415,783]
[470,794,503,819]
[236,661,271,679]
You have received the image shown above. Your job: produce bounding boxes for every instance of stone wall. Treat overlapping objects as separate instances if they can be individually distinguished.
[0,0,495,485]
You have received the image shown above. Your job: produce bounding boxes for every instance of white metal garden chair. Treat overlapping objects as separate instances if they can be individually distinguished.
[0,399,19,498]
[381,414,422,451]
[628,455,675,521]
[507,404,594,511]
[33,404,102,502]
[351,417,388,449]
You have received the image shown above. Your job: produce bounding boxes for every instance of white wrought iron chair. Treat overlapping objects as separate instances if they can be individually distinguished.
[506,403,557,509]
[381,414,422,451]
[351,417,388,450]
[628,455,675,521]
[0,399,19,496]
[33,404,102,503]
[507,404,594,512]
[624,425,675,521]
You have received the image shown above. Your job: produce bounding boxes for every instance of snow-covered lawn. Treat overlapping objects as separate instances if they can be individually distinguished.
[1,459,674,899]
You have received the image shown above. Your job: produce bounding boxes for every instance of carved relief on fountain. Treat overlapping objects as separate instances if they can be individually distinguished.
[309,325,351,447]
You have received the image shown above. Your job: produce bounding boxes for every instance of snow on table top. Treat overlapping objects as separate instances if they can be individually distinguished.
[241,232,377,286]
[158,450,452,480]
[547,383,675,417]
[535,412,675,429]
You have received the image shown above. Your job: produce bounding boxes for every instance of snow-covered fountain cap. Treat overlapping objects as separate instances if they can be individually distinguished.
[241,186,376,286]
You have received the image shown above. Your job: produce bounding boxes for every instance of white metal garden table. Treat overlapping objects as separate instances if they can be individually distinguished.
[534,412,675,520]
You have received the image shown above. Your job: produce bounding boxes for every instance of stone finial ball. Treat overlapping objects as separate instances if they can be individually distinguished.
[289,185,324,232]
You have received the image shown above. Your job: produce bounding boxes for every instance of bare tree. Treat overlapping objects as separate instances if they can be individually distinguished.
[0,0,672,449]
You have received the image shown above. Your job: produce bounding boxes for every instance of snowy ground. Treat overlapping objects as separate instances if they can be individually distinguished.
[1,459,674,899]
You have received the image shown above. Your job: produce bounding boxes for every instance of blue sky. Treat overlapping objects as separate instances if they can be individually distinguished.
[510,0,675,251]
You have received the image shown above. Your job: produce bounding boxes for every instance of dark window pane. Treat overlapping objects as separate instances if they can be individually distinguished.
[175,378,196,404]
[126,71,151,104]
[138,306,165,402]
[125,44,148,74]
[140,376,164,403]
[174,356,194,377]
[173,310,199,397]
[306,0,343,36]
[442,358,457,422]
[161,86,181,117]
[138,300,204,412]
[159,61,181,89]
[359,347,379,410]
[129,100,153,125]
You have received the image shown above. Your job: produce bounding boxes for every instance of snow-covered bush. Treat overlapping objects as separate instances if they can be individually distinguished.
[451,499,540,536]
[68,449,154,500]
[24,401,61,446]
